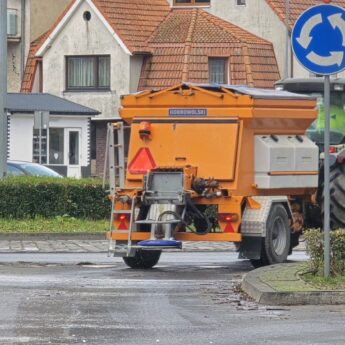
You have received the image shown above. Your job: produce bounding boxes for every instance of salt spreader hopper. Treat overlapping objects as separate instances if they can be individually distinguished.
[106,83,319,268]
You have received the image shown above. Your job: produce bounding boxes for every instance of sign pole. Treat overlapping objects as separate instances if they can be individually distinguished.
[0,0,7,179]
[324,75,331,278]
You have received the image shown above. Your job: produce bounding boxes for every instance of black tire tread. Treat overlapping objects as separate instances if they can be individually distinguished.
[320,164,345,229]
[123,250,161,269]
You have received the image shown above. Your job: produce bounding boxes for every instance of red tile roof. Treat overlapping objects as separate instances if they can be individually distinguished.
[266,0,345,29]
[20,33,46,93]
[139,9,280,90]
[93,0,170,53]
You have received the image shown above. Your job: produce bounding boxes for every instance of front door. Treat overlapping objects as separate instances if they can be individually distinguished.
[65,128,81,178]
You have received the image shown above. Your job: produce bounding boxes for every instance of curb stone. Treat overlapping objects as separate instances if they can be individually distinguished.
[242,262,345,305]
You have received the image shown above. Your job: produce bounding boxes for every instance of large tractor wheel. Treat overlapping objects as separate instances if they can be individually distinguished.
[123,250,161,269]
[320,163,345,229]
[251,204,291,268]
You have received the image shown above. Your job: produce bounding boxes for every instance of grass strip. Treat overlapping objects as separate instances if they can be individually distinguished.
[0,217,108,233]
[301,272,345,290]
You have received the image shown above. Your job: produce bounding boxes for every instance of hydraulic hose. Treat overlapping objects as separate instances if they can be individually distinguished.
[185,195,212,236]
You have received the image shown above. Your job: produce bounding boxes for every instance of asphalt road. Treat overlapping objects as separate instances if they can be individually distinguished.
[0,251,344,345]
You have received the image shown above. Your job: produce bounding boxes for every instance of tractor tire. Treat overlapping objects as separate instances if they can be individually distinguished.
[251,204,291,268]
[320,163,345,229]
[122,250,161,269]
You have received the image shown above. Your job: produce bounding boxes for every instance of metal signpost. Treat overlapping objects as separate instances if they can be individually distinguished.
[0,0,7,179]
[292,2,345,277]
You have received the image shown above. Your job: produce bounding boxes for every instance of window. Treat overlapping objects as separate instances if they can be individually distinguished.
[7,9,18,36]
[209,58,228,84]
[69,131,80,165]
[236,0,246,5]
[173,0,210,6]
[66,56,110,91]
[33,128,47,164]
[49,128,64,165]
[33,128,64,165]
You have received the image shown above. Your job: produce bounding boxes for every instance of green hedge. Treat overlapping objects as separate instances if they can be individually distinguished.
[304,229,345,276]
[0,177,110,220]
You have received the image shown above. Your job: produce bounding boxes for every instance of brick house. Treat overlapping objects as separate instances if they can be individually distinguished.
[21,0,280,177]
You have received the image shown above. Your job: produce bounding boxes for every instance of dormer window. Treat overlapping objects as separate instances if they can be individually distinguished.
[173,0,210,6]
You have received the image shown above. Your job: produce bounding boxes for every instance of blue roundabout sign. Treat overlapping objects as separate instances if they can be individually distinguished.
[292,4,345,75]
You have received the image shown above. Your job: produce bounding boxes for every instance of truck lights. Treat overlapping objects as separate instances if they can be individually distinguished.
[218,213,238,233]
[117,214,129,230]
[128,148,156,175]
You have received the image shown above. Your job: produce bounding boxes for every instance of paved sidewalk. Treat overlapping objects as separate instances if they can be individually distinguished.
[0,240,238,253]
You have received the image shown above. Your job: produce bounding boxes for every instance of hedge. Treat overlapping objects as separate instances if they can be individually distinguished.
[0,177,111,220]
[304,229,345,276]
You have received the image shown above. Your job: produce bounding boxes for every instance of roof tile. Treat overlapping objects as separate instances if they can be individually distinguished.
[139,9,280,90]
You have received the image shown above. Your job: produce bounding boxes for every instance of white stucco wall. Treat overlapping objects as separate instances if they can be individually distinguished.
[9,114,33,161]
[41,1,131,118]
[9,114,90,167]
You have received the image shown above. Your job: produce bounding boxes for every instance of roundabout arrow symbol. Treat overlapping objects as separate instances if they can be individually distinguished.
[307,51,344,66]
[328,13,345,47]
[296,13,322,49]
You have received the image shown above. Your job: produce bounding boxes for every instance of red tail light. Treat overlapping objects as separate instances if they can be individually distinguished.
[128,148,156,175]
[218,213,238,233]
[329,146,336,154]
[117,214,129,230]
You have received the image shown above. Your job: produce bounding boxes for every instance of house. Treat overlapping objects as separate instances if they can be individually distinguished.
[7,93,100,178]
[21,0,280,176]
[174,0,345,79]
[6,0,70,92]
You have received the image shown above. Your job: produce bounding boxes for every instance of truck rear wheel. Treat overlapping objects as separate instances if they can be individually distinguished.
[320,163,345,229]
[123,250,161,269]
[251,204,291,268]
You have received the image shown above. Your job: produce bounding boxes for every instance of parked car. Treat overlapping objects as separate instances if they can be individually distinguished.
[7,161,63,177]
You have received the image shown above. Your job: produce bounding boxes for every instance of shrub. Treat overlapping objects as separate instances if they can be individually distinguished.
[0,177,110,220]
[304,229,345,276]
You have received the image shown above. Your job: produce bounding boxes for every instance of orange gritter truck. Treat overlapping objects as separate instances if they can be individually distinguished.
[105,83,319,269]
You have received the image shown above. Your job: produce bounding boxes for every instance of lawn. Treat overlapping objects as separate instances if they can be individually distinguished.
[301,272,345,290]
[0,217,109,234]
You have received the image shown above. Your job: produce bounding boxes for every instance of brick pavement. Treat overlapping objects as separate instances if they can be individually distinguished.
[0,239,305,254]
[0,240,238,253]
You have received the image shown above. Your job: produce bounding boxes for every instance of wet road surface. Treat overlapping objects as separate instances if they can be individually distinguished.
[0,252,344,345]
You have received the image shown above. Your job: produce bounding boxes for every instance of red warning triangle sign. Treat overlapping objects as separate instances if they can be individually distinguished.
[128,148,156,175]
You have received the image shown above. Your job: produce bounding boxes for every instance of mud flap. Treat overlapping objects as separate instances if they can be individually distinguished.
[238,236,262,260]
